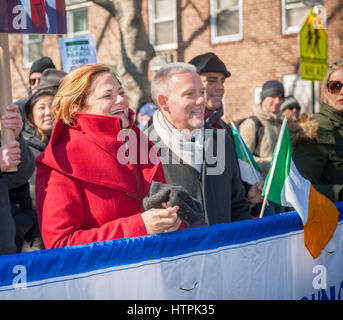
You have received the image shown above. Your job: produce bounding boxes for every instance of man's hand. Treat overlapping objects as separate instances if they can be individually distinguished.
[1,104,23,139]
[0,141,21,172]
[247,180,264,204]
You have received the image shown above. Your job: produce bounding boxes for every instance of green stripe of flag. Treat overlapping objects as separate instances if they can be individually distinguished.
[262,124,292,205]
[231,126,261,174]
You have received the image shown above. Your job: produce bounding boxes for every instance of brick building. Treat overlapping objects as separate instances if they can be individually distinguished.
[8,0,343,121]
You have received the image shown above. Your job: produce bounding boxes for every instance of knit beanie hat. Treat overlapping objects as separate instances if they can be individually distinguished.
[280,96,301,112]
[188,52,231,78]
[30,56,56,75]
[261,80,285,102]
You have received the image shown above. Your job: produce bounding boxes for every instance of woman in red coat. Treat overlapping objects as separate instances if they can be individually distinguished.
[35,64,182,249]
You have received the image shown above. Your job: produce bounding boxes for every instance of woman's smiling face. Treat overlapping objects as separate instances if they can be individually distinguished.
[84,72,130,128]
[32,95,54,132]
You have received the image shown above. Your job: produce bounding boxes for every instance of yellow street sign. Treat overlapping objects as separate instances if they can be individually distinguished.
[300,8,328,81]
[301,60,328,81]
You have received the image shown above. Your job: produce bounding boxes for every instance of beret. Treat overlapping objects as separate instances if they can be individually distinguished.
[188,52,231,78]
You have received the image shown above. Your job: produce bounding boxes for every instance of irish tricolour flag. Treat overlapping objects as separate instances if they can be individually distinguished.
[231,123,262,185]
[262,118,339,259]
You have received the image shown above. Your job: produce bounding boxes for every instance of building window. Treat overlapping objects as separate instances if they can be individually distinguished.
[66,1,91,36]
[210,0,243,44]
[283,74,320,113]
[148,0,177,51]
[281,0,311,34]
[254,87,262,105]
[22,34,42,68]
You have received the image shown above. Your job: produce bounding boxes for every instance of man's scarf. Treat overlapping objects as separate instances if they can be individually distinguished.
[152,110,204,173]
[204,105,224,129]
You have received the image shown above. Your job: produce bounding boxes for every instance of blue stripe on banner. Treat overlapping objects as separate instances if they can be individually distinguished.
[0,202,342,288]
[45,0,57,33]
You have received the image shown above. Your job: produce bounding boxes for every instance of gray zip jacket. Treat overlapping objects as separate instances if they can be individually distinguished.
[145,120,251,226]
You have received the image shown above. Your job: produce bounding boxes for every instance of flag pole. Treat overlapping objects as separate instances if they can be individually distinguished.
[259,117,288,218]
[231,122,261,184]
[0,32,17,172]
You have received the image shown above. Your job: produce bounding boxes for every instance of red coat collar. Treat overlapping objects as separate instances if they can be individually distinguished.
[36,110,164,198]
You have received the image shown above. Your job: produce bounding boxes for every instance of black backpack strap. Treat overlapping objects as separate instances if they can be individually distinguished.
[249,116,264,147]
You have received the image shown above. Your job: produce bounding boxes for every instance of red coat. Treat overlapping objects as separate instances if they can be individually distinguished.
[35,110,166,249]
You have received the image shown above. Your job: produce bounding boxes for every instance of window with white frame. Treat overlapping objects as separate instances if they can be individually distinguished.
[22,34,42,68]
[66,1,91,36]
[210,0,243,44]
[283,74,320,113]
[148,0,177,51]
[281,0,311,34]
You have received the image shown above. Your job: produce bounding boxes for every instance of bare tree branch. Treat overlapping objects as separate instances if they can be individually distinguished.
[327,2,343,25]
[90,0,155,110]
[91,0,117,17]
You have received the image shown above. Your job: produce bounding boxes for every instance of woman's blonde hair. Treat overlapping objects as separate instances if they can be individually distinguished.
[321,59,343,103]
[52,64,115,125]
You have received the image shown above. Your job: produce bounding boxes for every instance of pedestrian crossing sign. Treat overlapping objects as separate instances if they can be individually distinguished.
[300,8,328,81]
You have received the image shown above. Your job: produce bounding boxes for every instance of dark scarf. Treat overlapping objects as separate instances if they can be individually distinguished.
[204,105,225,129]
[22,122,50,152]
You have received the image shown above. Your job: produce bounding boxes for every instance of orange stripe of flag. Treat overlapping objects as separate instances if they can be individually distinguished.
[304,184,339,259]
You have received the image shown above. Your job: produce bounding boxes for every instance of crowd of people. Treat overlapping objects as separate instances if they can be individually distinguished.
[0,54,342,255]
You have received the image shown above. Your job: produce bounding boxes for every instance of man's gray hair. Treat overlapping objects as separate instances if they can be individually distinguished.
[151,62,197,106]
[321,59,343,103]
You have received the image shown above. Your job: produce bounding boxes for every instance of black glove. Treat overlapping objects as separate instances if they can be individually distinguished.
[142,181,204,227]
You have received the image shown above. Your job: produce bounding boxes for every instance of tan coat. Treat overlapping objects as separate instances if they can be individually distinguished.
[239,104,283,178]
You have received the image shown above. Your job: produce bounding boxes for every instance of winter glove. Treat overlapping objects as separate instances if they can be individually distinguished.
[142,181,204,227]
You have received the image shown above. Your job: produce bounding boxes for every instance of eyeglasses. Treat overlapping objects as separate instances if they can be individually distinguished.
[29,78,40,86]
[327,81,343,94]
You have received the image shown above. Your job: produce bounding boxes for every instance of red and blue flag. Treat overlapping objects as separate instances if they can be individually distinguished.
[1,0,67,34]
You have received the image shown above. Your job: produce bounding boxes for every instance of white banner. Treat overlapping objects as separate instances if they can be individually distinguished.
[0,203,342,300]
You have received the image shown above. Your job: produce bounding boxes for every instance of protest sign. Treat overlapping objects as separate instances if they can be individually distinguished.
[0,1,66,171]
[0,0,67,34]
[59,35,97,73]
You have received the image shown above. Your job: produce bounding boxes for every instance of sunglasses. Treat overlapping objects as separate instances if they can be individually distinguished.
[29,78,40,86]
[327,81,343,94]
[286,105,301,111]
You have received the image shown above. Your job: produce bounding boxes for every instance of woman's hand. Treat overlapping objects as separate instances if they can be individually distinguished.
[1,104,23,139]
[141,203,182,235]
[0,141,21,172]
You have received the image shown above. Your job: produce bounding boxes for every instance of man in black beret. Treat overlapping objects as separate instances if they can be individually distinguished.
[189,52,264,216]
[188,52,230,117]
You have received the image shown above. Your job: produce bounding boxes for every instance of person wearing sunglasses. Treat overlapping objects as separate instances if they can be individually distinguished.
[293,59,343,203]
[280,95,301,119]
[14,57,56,116]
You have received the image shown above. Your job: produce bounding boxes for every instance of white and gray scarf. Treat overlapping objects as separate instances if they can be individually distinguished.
[152,110,204,173]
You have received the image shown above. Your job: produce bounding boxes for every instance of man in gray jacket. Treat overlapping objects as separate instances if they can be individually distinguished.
[145,62,251,226]
[0,104,34,255]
